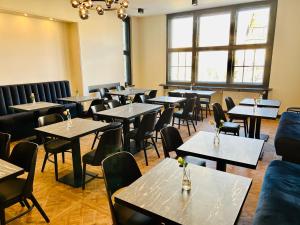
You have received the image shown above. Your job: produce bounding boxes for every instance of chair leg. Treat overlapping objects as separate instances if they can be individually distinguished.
[155,131,158,142]
[191,119,196,132]
[0,209,5,225]
[200,108,204,121]
[62,152,65,163]
[187,120,191,136]
[151,137,160,158]
[208,104,211,115]
[143,141,148,166]
[178,118,181,129]
[243,120,247,137]
[82,163,86,190]
[29,195,50,223]
[54,154,58,181]
[41,152,49,172]
[91,131,98,149]
[172,116,175,126]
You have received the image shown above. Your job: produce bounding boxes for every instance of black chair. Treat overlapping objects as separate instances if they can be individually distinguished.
[102,152,160,225]
[168,92,184,109]
[81,99,104,118]
[126,112,160,166]
[132,94,145,103]
[212,103,240,136]
[172,97,197,136]
[99,88,113,102]
[0,132,11,160]
[225,97,248,136]
[108,100,122,109]
[146,90,157,99]
[184,93,203,124]
[116,85,126,91]
[47,105,65,116]
[82,127,123,190]
[160,126,206,167]
[199,94,212,118]
[38,114,72,181]
[0,142,50,224]
[154,107,174,142]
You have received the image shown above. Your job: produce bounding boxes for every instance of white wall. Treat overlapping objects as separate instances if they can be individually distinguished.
[131,0,300,113]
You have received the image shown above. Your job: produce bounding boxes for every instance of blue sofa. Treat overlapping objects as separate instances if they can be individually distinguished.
[275,111,300,163]
[253,160,300,225]
[0,80,80,140]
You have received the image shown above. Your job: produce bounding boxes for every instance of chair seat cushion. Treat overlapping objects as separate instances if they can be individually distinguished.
[253,160,300,225]
[184,156,206,167]
[82,150,99,165]
[44,139,72,153]
[174,110,193,118]
[126,129,153,140]
[99,122,122,132]
[114,203,160,225]
[0,178,26,204]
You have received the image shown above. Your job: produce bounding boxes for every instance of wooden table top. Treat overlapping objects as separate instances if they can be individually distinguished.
[96,103,162,120]
[35,118,109,140]
[109,88,151,96]
[9,101,62,112]
[147,96,186,104]
[177,131,264,169]
[169,89,216,97]
[115,158,252,225]
[228,105,279,119]
[57,96,97,103]
[239,98,281,108]
[0,159,24,182]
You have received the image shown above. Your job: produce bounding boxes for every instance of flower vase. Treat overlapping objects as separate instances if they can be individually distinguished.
[182,166,191,191]
[67,114,72,129]
[214,131,220,146]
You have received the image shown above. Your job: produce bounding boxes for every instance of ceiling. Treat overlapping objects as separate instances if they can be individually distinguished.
[127,0,264,16]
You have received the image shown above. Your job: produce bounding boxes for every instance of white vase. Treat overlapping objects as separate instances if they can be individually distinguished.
[214,132,220,146]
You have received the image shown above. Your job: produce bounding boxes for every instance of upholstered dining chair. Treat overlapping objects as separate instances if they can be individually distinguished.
[0,132,11,160]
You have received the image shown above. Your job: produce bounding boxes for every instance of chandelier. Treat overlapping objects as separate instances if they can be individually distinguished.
[70,0,129,20]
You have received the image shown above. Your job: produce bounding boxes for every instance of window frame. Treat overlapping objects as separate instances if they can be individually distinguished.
[123,17,132,85]
[166,0,278,88]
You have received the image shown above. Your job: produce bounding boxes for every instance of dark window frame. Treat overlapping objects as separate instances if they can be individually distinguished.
[123,17,132,85]
[166,0,278,88]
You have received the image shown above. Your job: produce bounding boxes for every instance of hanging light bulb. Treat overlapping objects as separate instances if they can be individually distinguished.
[71,0,81,8]
[117,7,127,20]
[79,7,89,20]
[105,0,114,9]
[96,5,105,15]
[120,0,129,9]
[83,0,93,9]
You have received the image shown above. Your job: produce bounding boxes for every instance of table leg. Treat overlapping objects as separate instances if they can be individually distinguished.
[123,120,130,152]
[255,117,269,142]
[248,117,256,138]
[216,161,226,172]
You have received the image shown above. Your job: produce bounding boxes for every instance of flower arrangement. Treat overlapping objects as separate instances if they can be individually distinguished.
[30,93,35,103]
[63,109,72,128]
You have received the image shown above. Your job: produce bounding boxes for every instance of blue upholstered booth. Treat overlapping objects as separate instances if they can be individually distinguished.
[0,80,80,140]
[253,160,300,225]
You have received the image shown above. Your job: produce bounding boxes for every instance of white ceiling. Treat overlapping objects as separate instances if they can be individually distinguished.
[127,0,264,16]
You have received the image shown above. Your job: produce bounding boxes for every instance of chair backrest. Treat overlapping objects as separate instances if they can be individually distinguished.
[184,93,197,100]
[0,132,11,160]
[108,100,122,109]
[91,127,123,165]
[212,103,227,127]
[132,93,143,103]
[148,90,157,98]
[136,111,158,140]
[182,97,196,117]
[168,92,182,97]
[160,126,183,158]
[38,113,64,127]
[155,107,174,131]
[199,94,211,103]
[91,103,107,121]
[87,99,104,116]
[8,142,38,196]
[102,151,142,225]
[47,106,65,115]
[225,97,235,111]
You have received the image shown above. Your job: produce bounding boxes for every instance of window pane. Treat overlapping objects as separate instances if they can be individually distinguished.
[197,51,228,82]
[199,13,231,47]
[236,7,270,44]
[168,52,192,82]
[169,16,193,48]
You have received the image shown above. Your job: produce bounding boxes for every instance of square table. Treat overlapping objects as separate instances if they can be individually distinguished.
[115,158,252,225]
[228,105,279,141]
[57,96,97,103]
[146,96,186,108]
[240,98,281,108]
[0,159,24,182]
[109,88,151,97]
[96,103,162,152]
[9,101,62,112]
[35,118,109,187]
[177,131,264,171]
[169,89,216,97]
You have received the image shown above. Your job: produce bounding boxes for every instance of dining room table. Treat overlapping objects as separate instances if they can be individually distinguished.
[177,131,264,171]
[35,118,109,187]
[109,88,152,97]
[0,159,24,182]
[9,101,62,112]
[146,96,186,108]
[114,158,252,225]
[239,98,281,108]
[228,105,279,141]
[95,103,163,153]
[57,96,98,104]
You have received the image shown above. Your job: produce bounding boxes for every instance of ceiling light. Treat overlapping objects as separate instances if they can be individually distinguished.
[70,0,129,21]
[192,0,198,6]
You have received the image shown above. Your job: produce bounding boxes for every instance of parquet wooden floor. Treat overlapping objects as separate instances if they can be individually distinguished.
[5,115,280,225]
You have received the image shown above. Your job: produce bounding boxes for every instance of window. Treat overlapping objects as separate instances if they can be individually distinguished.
[123,17,132,85]
[167,0,277,88]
